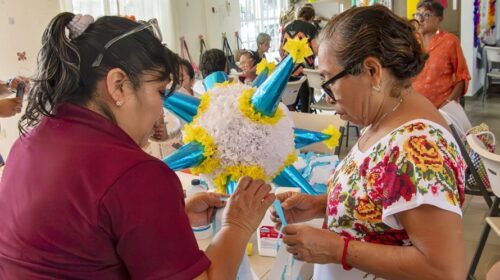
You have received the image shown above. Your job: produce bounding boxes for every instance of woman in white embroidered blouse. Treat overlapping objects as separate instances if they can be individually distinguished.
[271,5,466,280]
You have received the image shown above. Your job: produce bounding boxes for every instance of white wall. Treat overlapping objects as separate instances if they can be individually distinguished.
[173,0,241,64]
[460,0,479,97]
[0,0,60,158]
[461,0,500,96]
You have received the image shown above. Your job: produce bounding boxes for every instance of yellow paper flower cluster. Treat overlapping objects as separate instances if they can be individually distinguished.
[256,59,276,76]
[214,165,267,193]
[239,88,284,125]
[193,93,211,122]
[321,125,342,150]
[273,150,299,179]
[215,80,236,88]
[282,37,313,64]
[183,124,220,174]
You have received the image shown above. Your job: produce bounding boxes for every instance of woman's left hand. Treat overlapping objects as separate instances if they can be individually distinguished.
[185,192,228,227]
[283,224,343,264]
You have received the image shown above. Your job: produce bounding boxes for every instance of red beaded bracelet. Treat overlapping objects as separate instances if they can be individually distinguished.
[341,237,353,271]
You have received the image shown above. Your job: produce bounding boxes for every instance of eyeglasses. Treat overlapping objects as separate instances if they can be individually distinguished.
[92,18,162,67]
[320,68,350,103]
[413,12,435,20]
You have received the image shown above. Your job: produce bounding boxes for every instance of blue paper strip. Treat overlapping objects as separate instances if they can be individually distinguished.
[226,180,237,195]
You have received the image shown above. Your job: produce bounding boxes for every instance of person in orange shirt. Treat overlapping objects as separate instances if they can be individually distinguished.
[412,0,470,108]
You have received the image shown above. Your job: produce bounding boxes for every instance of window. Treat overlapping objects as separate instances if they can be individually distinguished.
[239,0,288,52]
[59,0,173,47]
[63,0,160,19]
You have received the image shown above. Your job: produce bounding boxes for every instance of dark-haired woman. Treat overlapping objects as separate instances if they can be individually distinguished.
[271,5,466,280]
[412,0,470,108]
[178,58,196,96]
[0,13,274,279]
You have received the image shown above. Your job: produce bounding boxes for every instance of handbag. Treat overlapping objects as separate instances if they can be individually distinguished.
[465,123,496,190]
[179,36,199,75]
[222,33,238,71]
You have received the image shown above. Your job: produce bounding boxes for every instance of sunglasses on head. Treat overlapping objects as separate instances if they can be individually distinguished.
[92,18,162,67]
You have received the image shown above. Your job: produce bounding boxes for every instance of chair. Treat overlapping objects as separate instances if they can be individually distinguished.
[303,68,359,150]
[281,76,307,106]
[482,46,500,104]
[466,133,500,279]
[303,68,336,112]
[289,111,346,156]
[447,122,494,209]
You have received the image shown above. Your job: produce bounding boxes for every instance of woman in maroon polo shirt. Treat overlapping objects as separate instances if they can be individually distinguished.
[0,13,274,279]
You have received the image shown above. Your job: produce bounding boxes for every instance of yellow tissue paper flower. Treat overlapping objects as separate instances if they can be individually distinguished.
[193,93,210,122]
[256,59,276,76]
[215,80,237,88]
[214,165,268,194]
[239,88,284,125]
[273,150,299,179]
[283,37,313,64]
[321,125,342,150]
[183,124,220,174]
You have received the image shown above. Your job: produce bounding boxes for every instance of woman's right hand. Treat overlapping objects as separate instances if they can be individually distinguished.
[270,192,326,229]
[222,177,275,235]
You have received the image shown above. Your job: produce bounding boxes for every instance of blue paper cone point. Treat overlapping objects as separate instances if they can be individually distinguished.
[293,128,331,149]
[273,165,319,195]
[163,92,201,123]
[163,142,205,171]
[203,71,229,91]
[251,56,293,117]
[252,68,269,87]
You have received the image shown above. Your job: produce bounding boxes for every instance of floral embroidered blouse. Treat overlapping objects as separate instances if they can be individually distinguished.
[325,119,465,246]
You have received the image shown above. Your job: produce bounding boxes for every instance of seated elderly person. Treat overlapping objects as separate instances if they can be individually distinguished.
[272,5,466,280]
[238,50,261,84]
[256,33,271,59]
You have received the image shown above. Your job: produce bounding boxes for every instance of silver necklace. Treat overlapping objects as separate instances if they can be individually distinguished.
[371,96,404,129]
[359,96,404,146]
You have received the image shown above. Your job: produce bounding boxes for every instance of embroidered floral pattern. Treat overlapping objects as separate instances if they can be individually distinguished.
[326,120,465,246]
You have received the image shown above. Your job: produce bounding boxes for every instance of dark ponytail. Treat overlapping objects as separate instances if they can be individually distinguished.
[20,13,180,134]
[20,12,80,134]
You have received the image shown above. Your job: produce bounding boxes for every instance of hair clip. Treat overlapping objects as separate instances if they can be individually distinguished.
[67,14,94,39]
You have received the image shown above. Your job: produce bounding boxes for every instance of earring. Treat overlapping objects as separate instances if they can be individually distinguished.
[372,84,381,92]
[116,100,123,107]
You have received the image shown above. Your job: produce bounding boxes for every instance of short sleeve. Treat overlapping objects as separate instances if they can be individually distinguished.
[449,34,470,95]
[98,160,210,280]
[379,122,465,229]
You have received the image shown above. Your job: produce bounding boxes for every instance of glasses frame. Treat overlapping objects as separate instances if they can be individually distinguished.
[413,12,435,21]
[320,68,350,103]
[91,18,162,67]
